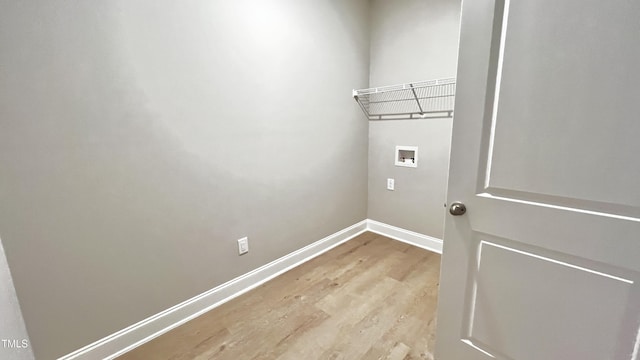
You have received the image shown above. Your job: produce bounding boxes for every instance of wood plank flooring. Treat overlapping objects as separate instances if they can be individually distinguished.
[117,232,441,360]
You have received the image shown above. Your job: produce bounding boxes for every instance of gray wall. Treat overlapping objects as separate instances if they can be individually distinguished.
[0,1,370,358]
[368,0,461,237]
[0,238,34,360]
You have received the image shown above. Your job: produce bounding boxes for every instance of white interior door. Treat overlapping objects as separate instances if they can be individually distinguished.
[436,0,640,359]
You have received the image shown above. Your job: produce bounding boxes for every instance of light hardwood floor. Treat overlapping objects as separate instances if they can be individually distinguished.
[118,232,441,360]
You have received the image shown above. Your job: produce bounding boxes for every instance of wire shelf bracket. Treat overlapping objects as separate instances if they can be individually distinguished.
[353,78,456,120]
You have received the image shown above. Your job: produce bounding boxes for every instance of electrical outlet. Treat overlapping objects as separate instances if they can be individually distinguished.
[237,237,249,255]
[387,178,395,191]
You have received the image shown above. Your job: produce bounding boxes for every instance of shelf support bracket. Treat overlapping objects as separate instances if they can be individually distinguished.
[409,83,424,115]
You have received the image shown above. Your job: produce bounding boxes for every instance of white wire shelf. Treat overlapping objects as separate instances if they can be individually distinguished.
[353,78,456,120]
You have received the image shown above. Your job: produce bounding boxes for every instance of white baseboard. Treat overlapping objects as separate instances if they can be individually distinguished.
[57,220,368,360]
[58,219,441,360]
[366,219,443,254]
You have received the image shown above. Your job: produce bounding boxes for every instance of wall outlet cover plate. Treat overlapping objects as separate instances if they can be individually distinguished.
[238,237,249,255]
